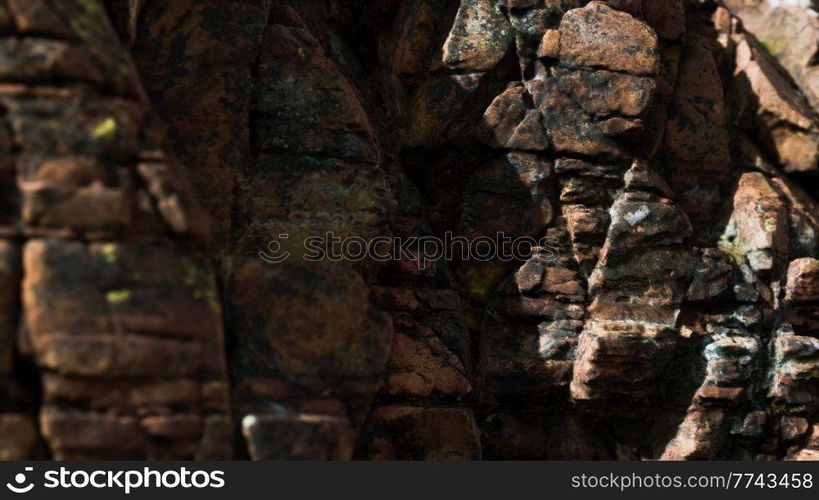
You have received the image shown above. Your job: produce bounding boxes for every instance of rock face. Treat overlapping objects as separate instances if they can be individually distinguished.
[725,1,819,111]
[725,0,819,175]
[0,0,227,460]
[0,0,818,460]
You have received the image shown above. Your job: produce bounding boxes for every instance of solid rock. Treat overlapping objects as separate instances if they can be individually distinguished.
[591,267,687,320]
[704,336,759,388]
[553,67,656,117]
[137,156,210,237]
[642,0,685,40]
[404,73,503,148]
[786,423,819,460]
[361,406,481,460]
[40,408,145,459]
[660,409,726,460]
[529,76,626,158]
[785,258,819,331]
[16,155,131,230]
[735,411,767,438]
[370,286,421,312]
[384,314,472,398]
[731,35,819,174]
[482,84,530,148]
[769,176,819,258]
[481,318,580,399]
[558,2,660,76]
[225,258,392,413]
[686,248,733,302]
[0,414,37,459]
[443,0,514,71]
[242,413,354,460]
[665,34,730,165]
[720,172,789,275]
[571,320,678,401]
[22,239,227,377]
[537,29,560,59]
[507,110,550,151]
[780,416,810,442]
[598,116,644,139]
[130,0,269,246]
[769,331,819,412]
[785,258,819,302]
[695,385,746,405]
[623,162,673,197]
[0,241,19,377]
[252,22,377,162]
[41,376,228,414]
[726,1,819,111]
[555,159,622,276]
[596,192,692,262]
[481,410,547,459]
[459,152,553,241]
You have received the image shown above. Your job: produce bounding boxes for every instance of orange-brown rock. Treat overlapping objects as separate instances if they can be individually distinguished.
[558,2,660,76]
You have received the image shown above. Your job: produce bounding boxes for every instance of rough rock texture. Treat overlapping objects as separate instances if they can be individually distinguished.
[0,0,227,460]
[0,0,818,460]
[725,1,819,112]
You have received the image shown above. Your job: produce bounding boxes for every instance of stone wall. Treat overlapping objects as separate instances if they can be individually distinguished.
[0,0,817,460]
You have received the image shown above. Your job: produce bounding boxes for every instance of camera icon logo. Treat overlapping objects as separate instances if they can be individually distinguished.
[6,467,34,494]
